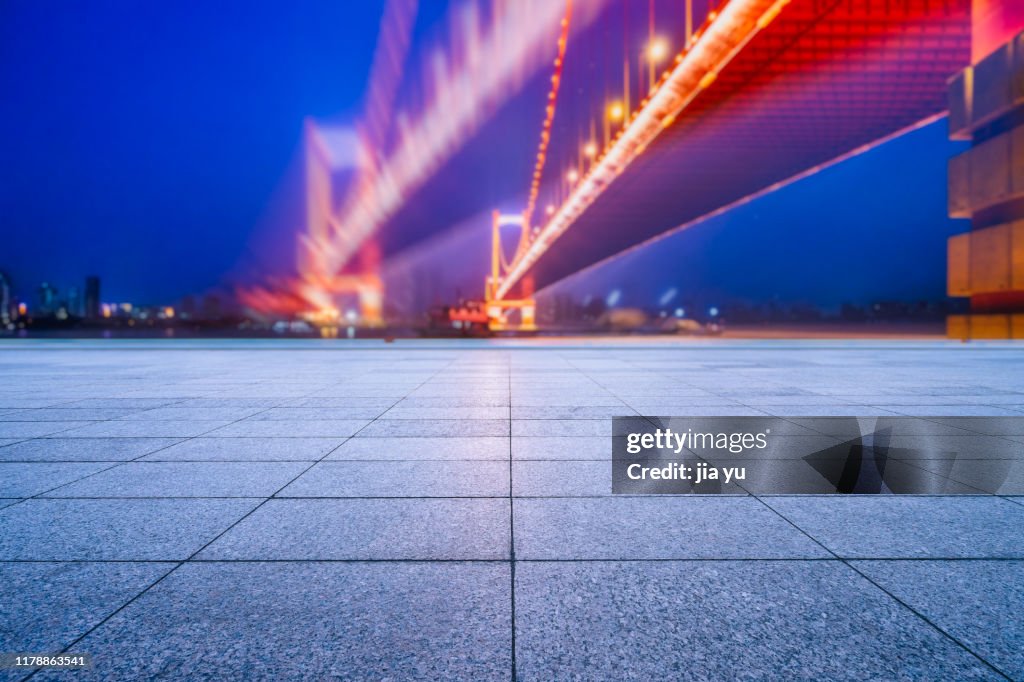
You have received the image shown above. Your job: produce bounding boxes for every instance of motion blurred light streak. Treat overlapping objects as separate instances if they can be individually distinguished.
[496,0,792,300]
[301,0,607,307]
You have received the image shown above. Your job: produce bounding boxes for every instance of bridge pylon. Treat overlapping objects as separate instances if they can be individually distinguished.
[485,210,537,333]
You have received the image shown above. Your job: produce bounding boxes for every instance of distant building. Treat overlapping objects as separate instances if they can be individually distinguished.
[37,282,57,315]
[67,286,81,318]
[0,272,11,325]
[946,24,1024,338]
[84,276,100,319]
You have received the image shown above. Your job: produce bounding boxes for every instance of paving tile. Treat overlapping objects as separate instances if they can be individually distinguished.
[287,396,399,408]
[279,461,509,497]
[206,419,369,438]
[852,560,1024,679]
[31,562,510,681]
[120,406,265,421]
[45,462,309,497]
[142,437,343,461]
[512,436,610,460]
[247,406,388,420]
[0,408,141,421]
[511,405,638,419]
[64,398,180,409]
[513,420,609,437]
[765,496,1024,558]
[357,419,508,437]
[199,498,510,560]
[0,462,113,497]
[0,499,258,560]
[513,497,828,559]
[511,394,628,407]
[513,460,612,496]
[0,422,91,438]
[326,437,508,460]
[0,438,182,462]
[908,459,1024,494]
[171,398,289,408]
[58,420,232,438]
[0,561,173,679]
[396,396,510,408]
[760,405,902,417]
[515,561,997,681]
[924,417,1024,436]
[382,406,508,420]
[881,405,1024,417]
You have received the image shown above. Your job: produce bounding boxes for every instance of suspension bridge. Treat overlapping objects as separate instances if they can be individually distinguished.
[239,0,1024,337]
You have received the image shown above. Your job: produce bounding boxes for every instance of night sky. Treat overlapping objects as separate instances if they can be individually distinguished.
[1,1,966,309]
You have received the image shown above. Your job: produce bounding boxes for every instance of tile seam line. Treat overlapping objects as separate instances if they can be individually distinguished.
[755,495,1014,680]
[20,372,404,680]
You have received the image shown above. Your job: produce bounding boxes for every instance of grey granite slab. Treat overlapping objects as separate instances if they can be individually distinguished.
[514,497,828,559]
[58,420,232,438]
[142,437,343,461]
[0,408,140,421]
[206,419,370,438]
[512,436,610,460]
[326,436,508,460]
[0,561,173,679]
[0,438,182,462]
[0,462,113,497]
[44,461,309,497]
[515,561,998,681]
[279,461,509,497]
[765,496,1024,558]
[247,406,388,420]
[119,406,265,421]
[852,560,1024,679]
[381,406,508,420]
[357,419,509,437]
[0,422,91,438]
[29,562,510,681]
[512,420,610,437]
[512,460,613,496]
[0,499,258,560]
[199,498,510,560]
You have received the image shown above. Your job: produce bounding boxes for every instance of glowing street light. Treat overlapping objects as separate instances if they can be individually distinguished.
[607,101,625,122]
[566,168,579,183]
[584,141,598,158]
[647,37,669,62]
[546,204,555,215]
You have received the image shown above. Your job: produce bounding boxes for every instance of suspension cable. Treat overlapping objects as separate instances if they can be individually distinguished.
[522,0,573,235]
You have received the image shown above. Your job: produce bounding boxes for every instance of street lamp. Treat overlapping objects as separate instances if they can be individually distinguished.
[607,101,625,122]
[647,38,669,62]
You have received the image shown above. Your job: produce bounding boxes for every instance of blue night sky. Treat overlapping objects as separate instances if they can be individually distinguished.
[1,1,966,308]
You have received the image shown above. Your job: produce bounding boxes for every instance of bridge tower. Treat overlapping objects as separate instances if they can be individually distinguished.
[485,211,537,332]
[946,1,1024,339]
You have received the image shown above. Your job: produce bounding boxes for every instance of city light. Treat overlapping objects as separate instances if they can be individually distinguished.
[647,38,669,62]
[607,101,625,122]
[567,168,579,183]
[584,141,598,158]
[546,204,555,215]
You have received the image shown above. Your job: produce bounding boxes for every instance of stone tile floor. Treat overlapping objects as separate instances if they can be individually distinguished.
[0,339,1022,680]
